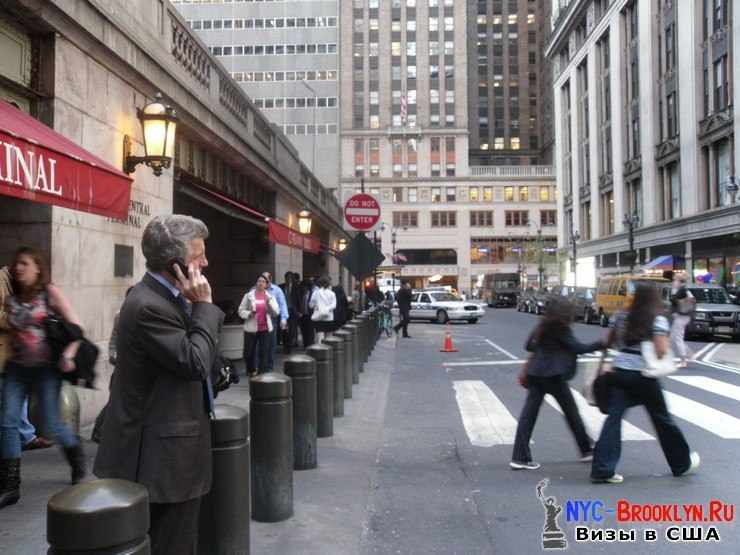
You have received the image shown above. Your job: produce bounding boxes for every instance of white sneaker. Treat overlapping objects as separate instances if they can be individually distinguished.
[678,451,701,476]
[592,473,624,484]
[510,460,541,470]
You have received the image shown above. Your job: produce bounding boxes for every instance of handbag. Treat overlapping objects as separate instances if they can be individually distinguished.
[590,351,612,414]
[581,354,607,405]
[640,340,677,378]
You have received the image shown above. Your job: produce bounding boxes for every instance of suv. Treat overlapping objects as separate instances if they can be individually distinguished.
[685,284,740,339]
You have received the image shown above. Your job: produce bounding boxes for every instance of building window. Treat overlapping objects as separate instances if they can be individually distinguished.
[624,3,640,159]
[626,178,643,225]
[580,201,592,240]
[393,139,403,177]
[369,139,380,177]
[561,82,573,195]
[431,137,441,176]
[539,187,550,202]
[469,187,480,202]
[598,33,612,176]
[408,187,418,203]
[505,211,529,226]
[354,139,365,177]
[393,187,404,202]
[470,211,494,227]
[504,186,514,202]
[446,187,456,202]
[407,138,418,177]
[540,210,556,226]
[600,190,614,236]
[431,211,457,227]
[432,187,442,202]
[519,186,529,202]
[393,211,418,228]
[577,61,590,190]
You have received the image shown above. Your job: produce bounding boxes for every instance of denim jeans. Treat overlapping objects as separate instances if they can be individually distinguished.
[512,375,592,463]
[1,363,78,459]
[266,316,280,371]
[591,369,691,479]
[244,331,272,375]
[19,397,36,445]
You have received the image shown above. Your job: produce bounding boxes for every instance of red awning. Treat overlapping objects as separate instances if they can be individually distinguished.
[0,100,132,219]
[269,220,321,254]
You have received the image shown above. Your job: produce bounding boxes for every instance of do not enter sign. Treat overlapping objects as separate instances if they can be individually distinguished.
[344,193,381,231]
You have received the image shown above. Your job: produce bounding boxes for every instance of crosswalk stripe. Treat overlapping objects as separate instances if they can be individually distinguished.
[453,380,518,446]
[544,389,655,442]
[663,391,740,439]
[668,375,740,403]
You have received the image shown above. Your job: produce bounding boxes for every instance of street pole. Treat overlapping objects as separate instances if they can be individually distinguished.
[537,228,545,289]
[623,212,640,274]
[570,229,580,289]
[391,229,397,294]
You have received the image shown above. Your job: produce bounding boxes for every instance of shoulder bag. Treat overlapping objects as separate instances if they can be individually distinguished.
[640,340,677,378]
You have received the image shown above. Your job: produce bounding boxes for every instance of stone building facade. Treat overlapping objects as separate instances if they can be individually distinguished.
[0,0,347,424]
[548,0,739,287]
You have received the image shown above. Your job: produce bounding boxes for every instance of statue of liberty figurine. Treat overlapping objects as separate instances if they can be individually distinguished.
[536,479,567,550]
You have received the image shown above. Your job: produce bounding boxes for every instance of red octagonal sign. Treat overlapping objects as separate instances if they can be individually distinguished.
[344,193,381,231]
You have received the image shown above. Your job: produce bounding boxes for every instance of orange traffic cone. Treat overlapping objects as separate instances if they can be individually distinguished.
[440,325,458,353]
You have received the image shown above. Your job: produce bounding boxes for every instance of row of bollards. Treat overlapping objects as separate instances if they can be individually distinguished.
[46,308,383,554]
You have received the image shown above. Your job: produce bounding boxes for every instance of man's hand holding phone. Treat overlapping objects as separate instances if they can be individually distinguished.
[173,262,212,304]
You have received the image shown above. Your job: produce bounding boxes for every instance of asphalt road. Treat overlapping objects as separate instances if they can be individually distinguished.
[362,308,740,554]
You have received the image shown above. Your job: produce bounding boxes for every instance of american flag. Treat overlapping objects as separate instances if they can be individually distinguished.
[400,93,407,126]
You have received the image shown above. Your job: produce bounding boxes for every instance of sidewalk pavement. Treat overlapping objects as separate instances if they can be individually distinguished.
[711,342,740,368]
[0,337,396,555]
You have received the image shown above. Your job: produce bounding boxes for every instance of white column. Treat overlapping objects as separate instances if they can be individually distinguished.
[676,0,701,216]
[587,41,601,238]
[609,13,626,235]
[637,0,658,227]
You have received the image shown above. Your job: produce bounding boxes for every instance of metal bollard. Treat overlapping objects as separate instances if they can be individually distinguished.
[333,330,353,398]
[284,355,317,470]
[199,404,250,555]
[306,344,333,438]
[357,314,370,362]
[322,336,345,417]
[349,319,364,372]
[47,479,150,554]
[250,373,293,522]
[344,323,361,383]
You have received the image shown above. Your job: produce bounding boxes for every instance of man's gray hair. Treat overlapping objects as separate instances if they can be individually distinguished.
[142,215,209,272]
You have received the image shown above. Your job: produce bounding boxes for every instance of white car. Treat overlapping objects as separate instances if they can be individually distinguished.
[409,291,485,324]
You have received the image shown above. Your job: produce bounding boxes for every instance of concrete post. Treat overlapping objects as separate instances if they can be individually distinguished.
[47,479,149,554]
[333,330,354,399]
[198,404,250,555]
[284,355,318,470]
[348,319,364,372]
[322,336,345,417]
[306,344,333,438]
[343,323,361,384]
[250,373,293,522]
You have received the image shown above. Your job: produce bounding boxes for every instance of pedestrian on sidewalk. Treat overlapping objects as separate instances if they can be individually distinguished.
[332,281,350,331]
[280,272,301,354]
[591,283,700,484]
[94,215,224,554]
[670,276,694,368]
[393,281,413,338]
[239,275,279,377]
[350,283,362,319]
[310,276,336,343]
[260,272,288,371]
[1,246,86,510]
[299,276,317,348]
[510,296,604,471]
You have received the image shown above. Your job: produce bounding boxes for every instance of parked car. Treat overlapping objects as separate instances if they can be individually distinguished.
[594,275,671,327]
[570,287,597,323]
[529,289,551,315]
[685,284,740,339]
[409,291,485,324]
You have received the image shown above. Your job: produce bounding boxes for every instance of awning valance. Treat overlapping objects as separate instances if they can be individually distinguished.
[0,100,132,219]
[268,220,320,254]
[642,255,674,270]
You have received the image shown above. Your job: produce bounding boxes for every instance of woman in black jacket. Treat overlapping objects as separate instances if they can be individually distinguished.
[510,296,605,470]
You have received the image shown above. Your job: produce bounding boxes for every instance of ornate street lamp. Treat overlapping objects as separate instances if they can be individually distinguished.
[623,212,640,273]
[124,93,177,176]
[297,209,313,235]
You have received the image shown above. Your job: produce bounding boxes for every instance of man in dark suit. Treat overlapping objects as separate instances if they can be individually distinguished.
[393,281,413,338]
[279,272,302,354]
[94,215,224,555]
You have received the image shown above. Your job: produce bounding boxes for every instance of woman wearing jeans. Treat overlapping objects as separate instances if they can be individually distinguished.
[591,283,700,484]
[0,247,86,510]
[239,275,279,377]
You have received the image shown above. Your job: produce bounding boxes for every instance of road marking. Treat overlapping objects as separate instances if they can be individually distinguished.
[453,380,518,446]
[693,342,717,361]
[544,389,654,442]
[445,359,525,367]
[694,359,740,375]
[663,391,740,439]
[484,339,519,360]
[703,342,725,362]
[669,375,740,402]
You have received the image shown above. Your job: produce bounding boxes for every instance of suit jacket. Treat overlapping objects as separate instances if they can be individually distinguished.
[396,288,413,312]
[93,274,224,504]
[280,281,303,316]
[525,325,602,379]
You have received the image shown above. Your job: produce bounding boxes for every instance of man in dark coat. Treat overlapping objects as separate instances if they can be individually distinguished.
[280,272,302,353]
[94,215,224,555]
[393,281,413,338]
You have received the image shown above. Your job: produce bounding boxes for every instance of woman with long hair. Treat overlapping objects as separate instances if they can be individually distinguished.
[0,246,86,509]
[511,296,605,470]
[591,283,700,484]
[309,276,336,343]
[238,274,279,377]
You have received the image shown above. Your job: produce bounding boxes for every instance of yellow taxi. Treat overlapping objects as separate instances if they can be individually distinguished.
[594,274,671,327]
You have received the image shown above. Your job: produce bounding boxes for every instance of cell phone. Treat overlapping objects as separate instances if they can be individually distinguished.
[166,258,189,279]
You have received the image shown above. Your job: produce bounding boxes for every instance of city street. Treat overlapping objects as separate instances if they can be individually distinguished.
[363,308,740,554]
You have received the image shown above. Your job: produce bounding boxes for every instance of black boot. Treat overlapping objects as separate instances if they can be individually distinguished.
[0,458,21,509]
[63,443,86,485]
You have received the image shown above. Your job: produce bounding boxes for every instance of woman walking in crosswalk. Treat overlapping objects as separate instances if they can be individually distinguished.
[510,297,605,470]
[590,283,700,484]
